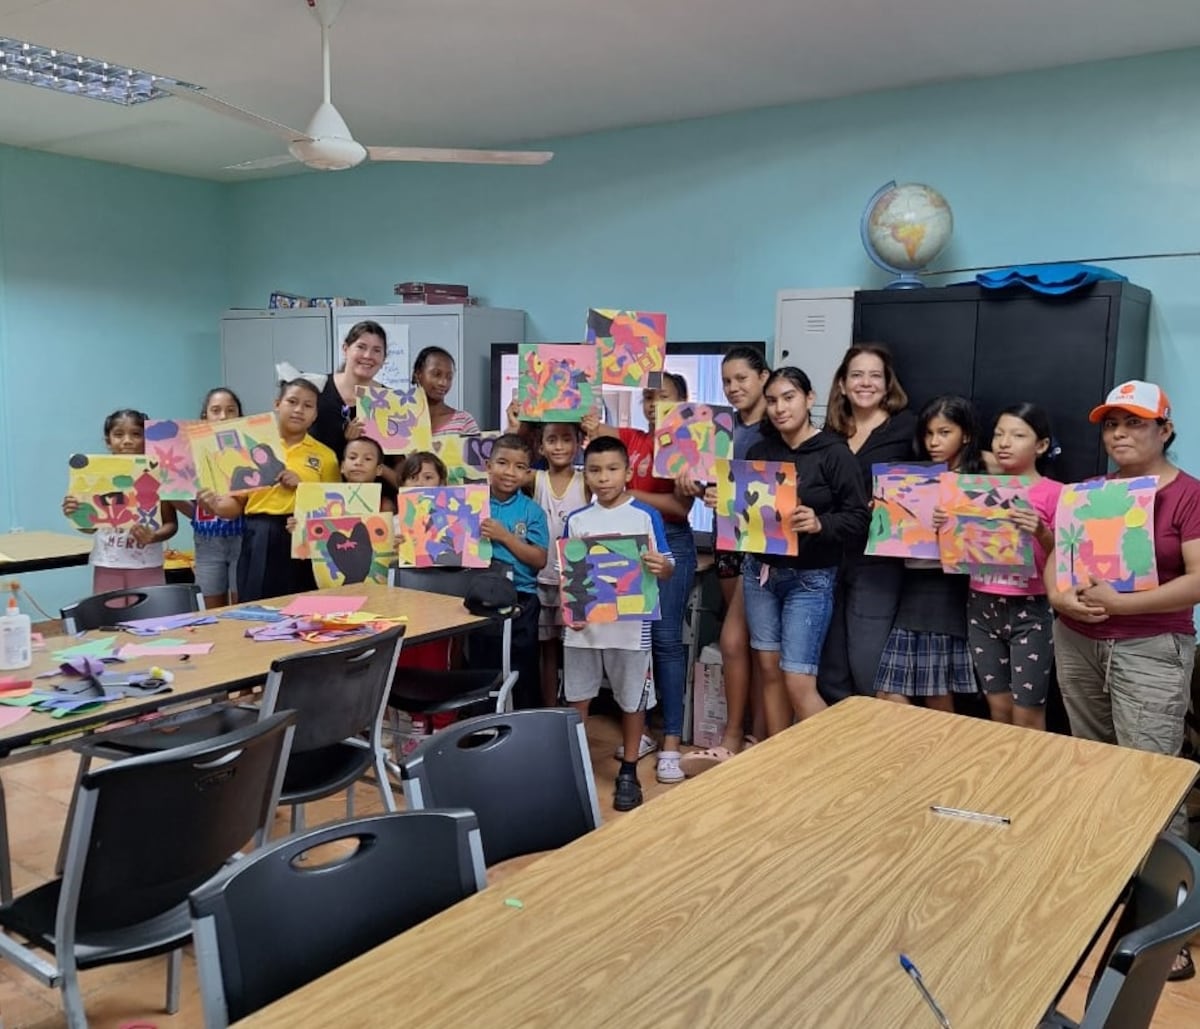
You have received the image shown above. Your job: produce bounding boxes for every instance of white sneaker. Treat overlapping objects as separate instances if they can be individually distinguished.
[656,750,685,784]
[614,733,658,761]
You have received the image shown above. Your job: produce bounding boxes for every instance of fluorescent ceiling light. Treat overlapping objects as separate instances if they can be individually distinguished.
[0,37,191,105]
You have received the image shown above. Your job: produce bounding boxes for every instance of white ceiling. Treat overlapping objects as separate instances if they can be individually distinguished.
[1,0,1198,181]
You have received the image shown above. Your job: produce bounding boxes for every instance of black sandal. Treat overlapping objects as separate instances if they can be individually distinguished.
[1167,945,1194,982]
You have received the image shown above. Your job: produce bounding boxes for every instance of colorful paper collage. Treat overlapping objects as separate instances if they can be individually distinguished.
[431,432,500,486]
[586,309,668,387]
[188,413,285,496]
[865,462,947,560]
[356,383,433,455]
[306,514,394,589]
[517,344,597,422]
[557,535,661,624]
[145,420,200,501]
[291,483,383,559]
[394,485,493,568]
[652,402,735,481]
[713,459,799,556]
[65,455,161,533]
[1054,476,1158,592]
[937,473,1035,575]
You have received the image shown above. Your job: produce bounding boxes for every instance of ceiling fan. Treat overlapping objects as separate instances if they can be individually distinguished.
[162,0,553,172]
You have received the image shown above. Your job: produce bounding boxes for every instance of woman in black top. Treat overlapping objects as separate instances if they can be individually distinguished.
[817,343,916,703]
[310,320,389,459]
[743,367,869,736]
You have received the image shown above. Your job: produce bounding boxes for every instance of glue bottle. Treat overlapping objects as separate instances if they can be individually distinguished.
[0,585,32,670]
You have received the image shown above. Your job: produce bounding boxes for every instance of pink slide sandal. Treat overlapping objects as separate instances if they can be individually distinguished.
[679,746,737,778]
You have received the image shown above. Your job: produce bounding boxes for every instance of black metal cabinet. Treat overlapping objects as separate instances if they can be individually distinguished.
[853,282,1151,483]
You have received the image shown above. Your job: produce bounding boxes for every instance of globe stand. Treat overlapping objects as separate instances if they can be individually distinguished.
[884,272,925,290]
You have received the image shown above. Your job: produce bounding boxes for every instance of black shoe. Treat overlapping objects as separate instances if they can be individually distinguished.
[613,771,643,812]
[1168,945,1195,982]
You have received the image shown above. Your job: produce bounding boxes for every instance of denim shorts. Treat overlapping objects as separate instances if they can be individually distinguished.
[742,556,838,675]
[194,533,242,597]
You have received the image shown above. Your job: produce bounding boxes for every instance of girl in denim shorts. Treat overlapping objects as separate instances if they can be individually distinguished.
[742,367,870,737]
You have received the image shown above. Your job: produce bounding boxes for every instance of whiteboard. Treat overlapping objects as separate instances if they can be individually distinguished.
[376,324,412,390]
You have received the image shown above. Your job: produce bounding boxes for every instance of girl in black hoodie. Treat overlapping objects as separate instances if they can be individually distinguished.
[743,367,870,737]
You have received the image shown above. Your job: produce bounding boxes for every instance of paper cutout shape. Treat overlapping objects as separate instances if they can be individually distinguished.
[394,485,493,568]
[117,643,214,659]
[557,535,661,624]
[145,420,200,500]
[280,595,368,617]
[713,459,799,555]
[1054,476,1158,592]
[65,455,161,533]
[291,483,383,559]
[0,706,31,728]
[188,413,286,496]
[356,383,433,455]
[306,514,394,588]
[937,473,1035,574]
[652,402,735,480]
[517,344,597,422]
[866,462,947,560]
[431,432,500,486]
[586,309,667,387]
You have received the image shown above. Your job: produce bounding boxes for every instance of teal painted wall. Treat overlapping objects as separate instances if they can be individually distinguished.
[0,145,227,614]
[227,46,1200,455]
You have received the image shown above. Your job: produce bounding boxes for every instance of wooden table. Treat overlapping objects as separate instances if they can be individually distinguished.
[241,698,1198,1029]
[0,531,92,575]
[0,582,485,760]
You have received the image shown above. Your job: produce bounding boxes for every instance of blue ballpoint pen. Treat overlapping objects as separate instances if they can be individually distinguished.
[899,953,952,1028]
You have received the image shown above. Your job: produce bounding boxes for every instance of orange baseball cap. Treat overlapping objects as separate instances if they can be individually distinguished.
[1088,380,1171,423]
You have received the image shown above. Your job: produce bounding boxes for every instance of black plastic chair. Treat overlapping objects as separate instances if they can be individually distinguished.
[402,708,601,866]
[0,711,296,1029]
[1043,833,1200,1029]
[386,567,518,759]
[82,627,407,836]
[190,810,486,1027]
[60,582,204,634]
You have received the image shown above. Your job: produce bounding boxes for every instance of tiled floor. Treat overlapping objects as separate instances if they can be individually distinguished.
[0,716,1197,1028]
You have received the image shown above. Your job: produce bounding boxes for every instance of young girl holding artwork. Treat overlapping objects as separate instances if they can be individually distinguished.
[677,346,771,775]
[62,409,179,595]
[874,395,984,709]
[742,367,870,736]
[199,378,339,603]
[969,403,1062,731]
[532,422,589,707]
[172,388,244,608]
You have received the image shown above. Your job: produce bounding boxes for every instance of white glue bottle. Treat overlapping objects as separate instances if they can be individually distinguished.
[0,586,32,670]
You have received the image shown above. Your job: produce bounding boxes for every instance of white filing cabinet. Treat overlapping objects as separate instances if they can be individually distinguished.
[220,308,334,417]
[774,288,858,427]
[329,305,525,429]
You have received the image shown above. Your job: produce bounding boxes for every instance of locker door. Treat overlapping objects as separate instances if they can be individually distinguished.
[221,318,277,417]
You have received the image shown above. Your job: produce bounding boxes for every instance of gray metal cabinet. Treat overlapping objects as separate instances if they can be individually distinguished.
[330,305,525,429]
[219,308,334,417]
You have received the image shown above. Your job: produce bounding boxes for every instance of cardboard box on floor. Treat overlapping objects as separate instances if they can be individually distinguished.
[692,643,726,748]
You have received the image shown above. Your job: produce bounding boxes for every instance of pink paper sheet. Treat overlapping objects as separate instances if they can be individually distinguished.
[116,643,215,659]
[0,706,32,728]
[279,595,368,617]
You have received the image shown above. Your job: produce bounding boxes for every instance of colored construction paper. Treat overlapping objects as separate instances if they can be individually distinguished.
[145,419,201,500]
[306,514,394,589]
[431,433,499,486]
[1054,476,1158,592]
[652,402,735,481]
[517,344,597,422]
[116,643,214,659]
[219,605,285,622]
[586,309,667,387]
[65,454,161,534]
[356,382,433,455]
[188,413,286,496]
[280,595,368,617]
[394,485,493,568]
[938,473,1035,575]
[557,535,660,624]
[292,482,383,559]
[0,706,31,726]
[713,459,799,556]
[51,637,119,661]
[118,613,217,635]
[866,462,947,560]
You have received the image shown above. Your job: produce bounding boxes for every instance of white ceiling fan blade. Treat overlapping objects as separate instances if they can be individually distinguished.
[366,146,554,166]
[161,83,312,144]
[223,154,301,172]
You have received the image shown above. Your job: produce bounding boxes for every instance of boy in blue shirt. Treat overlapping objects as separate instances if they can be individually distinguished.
[478,433,549,708]
[562,436,674,811]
